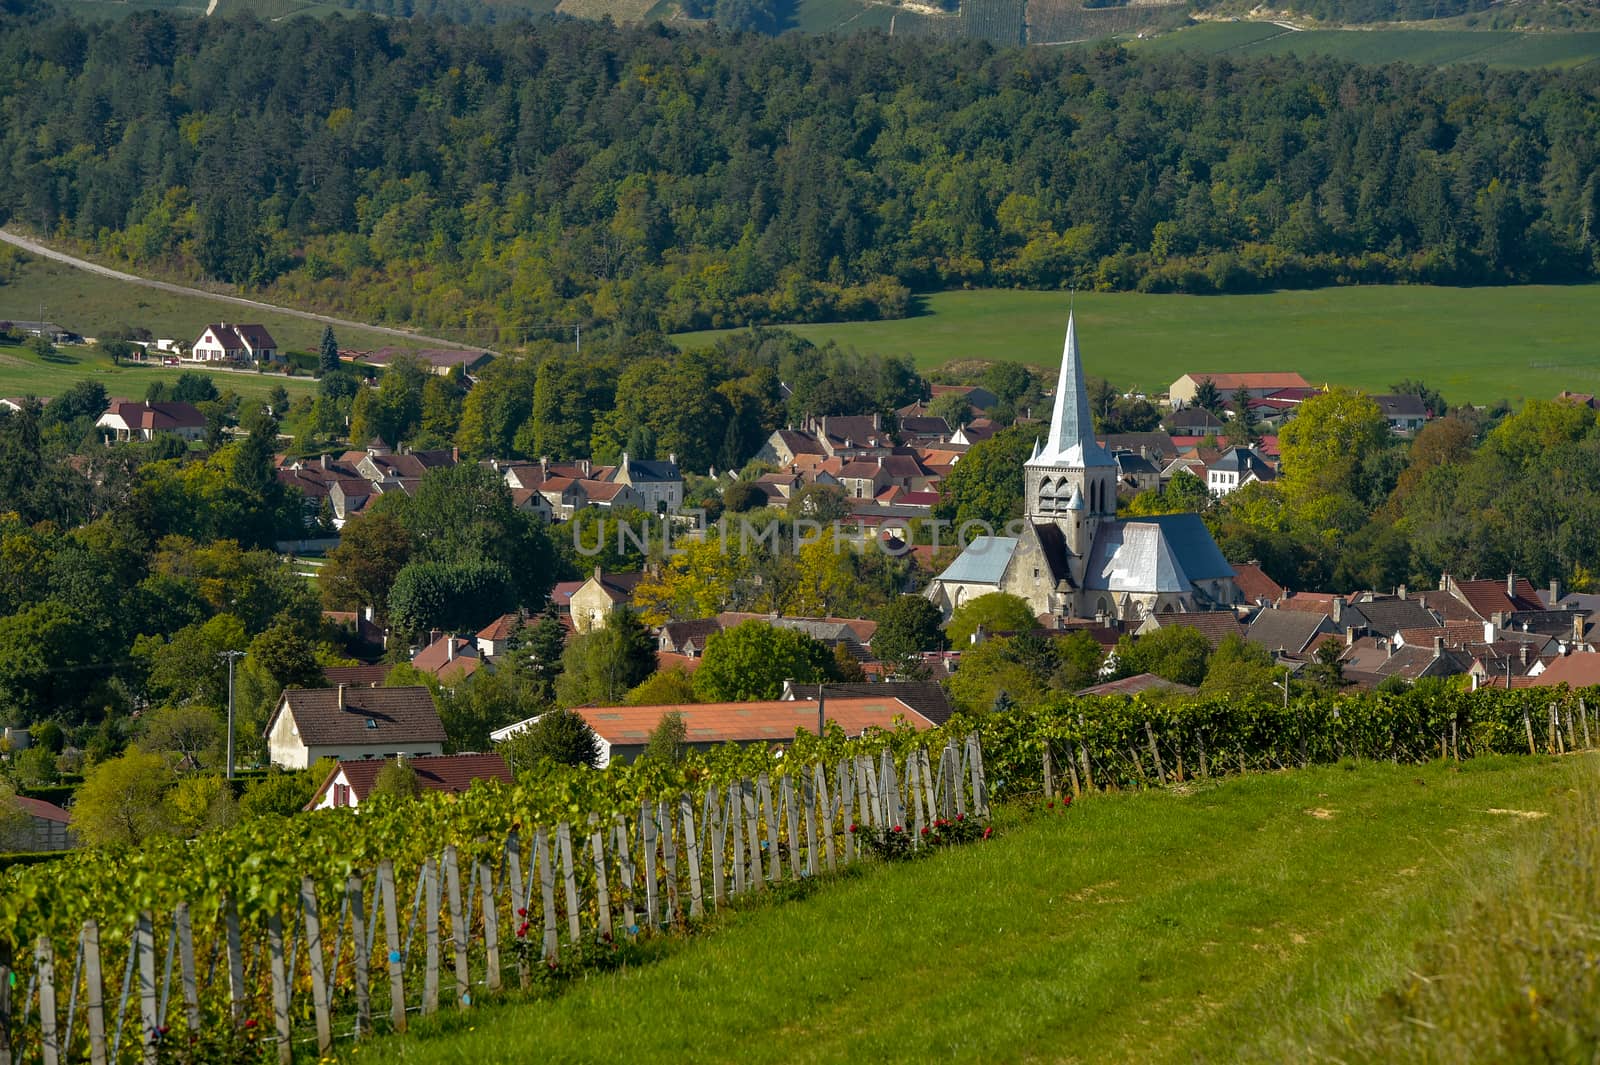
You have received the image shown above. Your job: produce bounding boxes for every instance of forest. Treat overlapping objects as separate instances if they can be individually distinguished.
[0,8,1597,342]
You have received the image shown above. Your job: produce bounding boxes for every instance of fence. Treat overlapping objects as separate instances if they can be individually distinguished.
[0,733,988,1064]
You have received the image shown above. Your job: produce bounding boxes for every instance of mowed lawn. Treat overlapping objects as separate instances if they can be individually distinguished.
[1137,22,1600,70]
[0,342,317,405]
[353,755,1591,1065]
[672,285,1600,404]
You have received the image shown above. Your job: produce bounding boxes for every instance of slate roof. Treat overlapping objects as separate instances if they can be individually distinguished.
[786,681,956,726]
[1163,408,1224,432]
[316,753,513,805]
[1082,515,1234,593]
[1075,673,1198,697]
[1100,432,1178,462]
[659,617,724,653]
[619,456,680,482]
[574,697,934,747]
[1353,598,1441,636]
[935,536,1018,585]
[1373,645,1473,680]
[1396,620,1481,648]
[1246,608,1330,656]
[1373,394,1428,419]
[898,416,951,438]
[267,686,446,747]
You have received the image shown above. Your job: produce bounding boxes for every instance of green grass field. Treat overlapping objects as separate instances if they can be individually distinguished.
[1139,21,1600,68]
[351,754,1591,1064]
[0,256,432,358]
[0,342,318,404]
[673,285,1600,404]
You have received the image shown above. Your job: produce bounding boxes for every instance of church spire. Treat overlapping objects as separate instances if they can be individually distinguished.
[1037,311,1114,468]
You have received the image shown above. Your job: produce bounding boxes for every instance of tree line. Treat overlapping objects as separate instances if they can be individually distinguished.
[0,11,1596,340]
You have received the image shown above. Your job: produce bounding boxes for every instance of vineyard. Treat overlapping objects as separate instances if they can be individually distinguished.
[1025,0,1182,43]
[0,727,990,1064]
[1,682,1596,1062]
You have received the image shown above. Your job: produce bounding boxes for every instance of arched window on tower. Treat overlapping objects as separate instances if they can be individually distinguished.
[1038,478,1054,512]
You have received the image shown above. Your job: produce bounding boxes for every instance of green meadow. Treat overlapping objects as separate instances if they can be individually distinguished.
[1137,22,1600,70]
[673,285,1600,404]
[350,754,1594,1064]
[0,342,318,405]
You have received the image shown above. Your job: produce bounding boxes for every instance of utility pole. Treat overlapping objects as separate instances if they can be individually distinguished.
[219,650,247,780]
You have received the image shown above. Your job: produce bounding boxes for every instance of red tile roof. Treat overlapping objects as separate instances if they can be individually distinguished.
[575,697,932,747]
[1076,673,1197,697]
[1452,578,1546,619]
[15,796,69,824]
[315,753,513,805]
[1230,563,1284,604]
[1524,654,1600,688]
[1184,372,1311,390]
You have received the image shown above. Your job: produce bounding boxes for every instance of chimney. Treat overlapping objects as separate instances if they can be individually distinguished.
[1507,571,1516,597]
[1550,578,1561,607]
[337,683,346,710]
[429,628,441,646]
[1519,643,1529,667]
[1432,635,1444,658]
[447,639,455,663]
[1331,596,1344,625]
[872,412,881,431]
[1397,583,1406,601]
[362,604,374,623]
[319,453,329,470]
[593,565,603,583]
[1345,626,1356,647]
[971,624,986,646]
[451,446,459,463]
[1575,613,1586,645]
[1484,620,1496,644]
[1385,638,1394,660]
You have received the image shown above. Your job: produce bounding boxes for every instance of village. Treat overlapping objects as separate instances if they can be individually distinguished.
[4,312,1597,850]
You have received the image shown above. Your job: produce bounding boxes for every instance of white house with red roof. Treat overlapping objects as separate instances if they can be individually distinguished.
[191,323,278,364]
[1169,372,1312,408]
[95,399,206,443]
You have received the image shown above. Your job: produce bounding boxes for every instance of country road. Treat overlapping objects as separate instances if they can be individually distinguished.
[0,228,493,354]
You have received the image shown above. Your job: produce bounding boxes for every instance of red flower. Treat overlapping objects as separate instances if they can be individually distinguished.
[919,826,929,835]
[517,907,527,917]
[849,823,858,833]
[982,826,993,839]
[1048,801,1055,808]
[893,825,903,833]
[243,1019,257,1030]
[956,813,964,821]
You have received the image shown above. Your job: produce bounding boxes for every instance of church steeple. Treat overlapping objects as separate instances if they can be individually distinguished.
[1037,312,1114,468]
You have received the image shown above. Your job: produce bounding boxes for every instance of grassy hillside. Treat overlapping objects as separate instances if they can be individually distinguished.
[349,754,1593,1064]
[1139,20,1600,67]
[0,341,318,404]
[0,257,439,357]
[672,285,1600,404]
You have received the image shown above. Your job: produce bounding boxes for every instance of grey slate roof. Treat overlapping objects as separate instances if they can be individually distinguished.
[269,686,446,747]
[936,536,1018,585]
[621,457,680,482]
[1143,611,1247,648]
[1083,514,1234,594]
[1246,608,1330,655]
[786,681,956,725]
[1352,598,1440,637]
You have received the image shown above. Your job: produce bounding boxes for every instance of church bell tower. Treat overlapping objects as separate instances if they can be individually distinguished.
[1024,313,1117,567]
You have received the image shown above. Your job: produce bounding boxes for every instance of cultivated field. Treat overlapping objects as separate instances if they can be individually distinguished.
[672,285,1600,404]
[350,755,1592,1064]
[0,342,319,405]
[1138,21,1600,68]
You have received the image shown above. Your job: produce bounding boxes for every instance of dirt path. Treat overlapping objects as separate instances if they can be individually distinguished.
[0,228,492,354]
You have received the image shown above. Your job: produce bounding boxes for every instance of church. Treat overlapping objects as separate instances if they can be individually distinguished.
[926,314,1239,624]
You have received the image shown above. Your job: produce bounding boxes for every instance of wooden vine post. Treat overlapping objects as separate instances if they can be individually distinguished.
[378,860,407,1032]
[135,912,157,1065]
[266,913,292,1065]
[348,876,373,1035]
[83,920,107,1065]
[35,936,56,1065]
[302,878,333,1056]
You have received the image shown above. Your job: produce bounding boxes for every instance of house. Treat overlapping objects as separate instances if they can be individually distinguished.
[1206,446,1276,496]
[610,453,683,513]
[5,796,73,852]
[1169,372,1311,408]
[1111,449,1161,494]
[1230,563,1284,607]
[190,323,278,364]
[411,633,483,682]
[95,399,206,443]
[929,383,999,411]
[1162,407,1225,436]
[754,414,894,466]
[1441,573,1546,622]
[308,753,513,810]
[352,348,494,377]
[476,614,523,657]
[1371,638,1473,682]
[1134,610,1247,648]
[926,315,1238,624]
[1076,673,1197,698]
[1246,607,1332,658]
[2,320,80,344]
[492,697,933,768]
[323,664,391,688]
[569,568,647,632]
[896,416,953,445]
[1372,394,1429,435]
[657,618,724,657]
[1523,654,1600,689]
[264,685,446,769]
[1101,432,1178,466]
